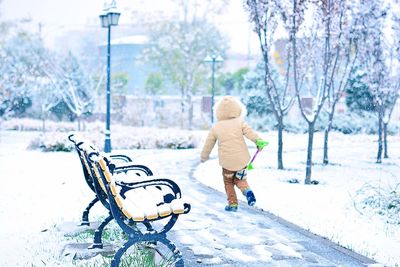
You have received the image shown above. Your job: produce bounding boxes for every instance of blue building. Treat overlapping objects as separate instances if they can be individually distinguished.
[98,35,153,95]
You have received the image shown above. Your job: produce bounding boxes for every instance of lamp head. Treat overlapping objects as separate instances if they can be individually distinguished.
[99,0,120,27]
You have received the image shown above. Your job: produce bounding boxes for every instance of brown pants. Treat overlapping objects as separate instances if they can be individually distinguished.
[222,168,250,205]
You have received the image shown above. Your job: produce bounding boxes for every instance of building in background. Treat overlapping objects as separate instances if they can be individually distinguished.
[98,35,152,95]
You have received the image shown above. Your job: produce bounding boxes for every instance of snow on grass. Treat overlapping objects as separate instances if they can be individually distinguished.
[194,130,400,266]
[0,129,399,266]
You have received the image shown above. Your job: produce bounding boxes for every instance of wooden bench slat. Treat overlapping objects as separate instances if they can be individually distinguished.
[69,132,190,266]
[96,156,190,222]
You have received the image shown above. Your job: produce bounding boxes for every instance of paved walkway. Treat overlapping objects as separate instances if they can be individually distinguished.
[135,149,377,267]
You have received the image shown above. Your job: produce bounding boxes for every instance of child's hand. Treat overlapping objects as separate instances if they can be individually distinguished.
[256,139,269,150]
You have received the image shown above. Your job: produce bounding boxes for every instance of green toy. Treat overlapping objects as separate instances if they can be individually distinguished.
[247,140,269,170]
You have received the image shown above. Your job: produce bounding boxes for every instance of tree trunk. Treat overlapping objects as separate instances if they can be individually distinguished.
[323,110,334,165]
[305,122,315,185]
[188,100,194,130]
[277,117,284,170]
[376,109,383,163]
[180,89,185,129]
[180,99,185,129]
[383,122,388,159]
[41,110,46,133]
[77,116,81,131]
[323,128,329,165]
[42,118,46,133]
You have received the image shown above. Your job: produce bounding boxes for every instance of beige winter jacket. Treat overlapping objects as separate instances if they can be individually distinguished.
[200,96,260,171]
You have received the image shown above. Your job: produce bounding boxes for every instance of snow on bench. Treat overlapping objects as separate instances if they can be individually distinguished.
[96,156,189,222]
[69,133,191,266]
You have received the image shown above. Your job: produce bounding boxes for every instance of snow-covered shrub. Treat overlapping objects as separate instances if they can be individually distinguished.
[284,118,309,133]
[247,109,400,135]
[345,68,375,112]
[242,93,273,117]
[246,115,276,132]
[155,133,197,149]
[354,183,400,224]
[315,110,399,135]
[28,133,74,152]
[330,111,377,134]
[332,111,399,135]
[27,124,202,151]
[1,118,78,132]
[240,62,278,132]
[246,114,312,133]
[2,118,42,131]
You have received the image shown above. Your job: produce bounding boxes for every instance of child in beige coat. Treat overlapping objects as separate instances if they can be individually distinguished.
[200,96,266,212]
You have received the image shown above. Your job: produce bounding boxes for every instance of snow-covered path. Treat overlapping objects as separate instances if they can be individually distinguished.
[0,131,384,266]
[135,149,376,267]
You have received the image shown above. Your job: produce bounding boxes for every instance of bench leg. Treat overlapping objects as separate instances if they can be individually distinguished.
[78,197,99,226]
[143,221,154,232]
[111,239,135,267]
[88,213,113,249]
[157,237,184,267]
[110,236,184,267]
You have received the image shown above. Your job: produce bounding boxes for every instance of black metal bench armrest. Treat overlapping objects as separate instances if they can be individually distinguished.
[116,178,182,199]
[110,154,133,163]
[183,202,191,214]
[69,134,133,166]
[114,164,153,176]
[68,133,76,143]
[75,141,88,152]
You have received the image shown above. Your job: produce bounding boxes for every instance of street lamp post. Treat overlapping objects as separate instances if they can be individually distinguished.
[204,54,224,123]
[99,0,120,153]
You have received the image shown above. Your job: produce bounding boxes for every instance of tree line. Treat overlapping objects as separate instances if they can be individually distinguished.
[0,0,399,185]
[244,0,399,184]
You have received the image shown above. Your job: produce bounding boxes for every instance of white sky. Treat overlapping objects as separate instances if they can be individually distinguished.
[1,0,398,55]
[0,0,261,55]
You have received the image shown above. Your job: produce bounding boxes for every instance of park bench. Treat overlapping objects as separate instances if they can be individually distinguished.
[69,133,139,226]
[69,134,191,266]
[68,133,153,249]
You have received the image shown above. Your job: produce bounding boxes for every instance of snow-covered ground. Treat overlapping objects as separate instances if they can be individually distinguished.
[0,130,399,266]
[195,131,400,266]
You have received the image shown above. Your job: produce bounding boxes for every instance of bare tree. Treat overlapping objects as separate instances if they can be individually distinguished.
[382,53,400,159]
[0,32,46,119]
[33,77,61,132]
[276,0,351,183]
[142,0,228,129]
[42,53,95,131]
[293,0,326,184]
[383,90,399,158]
[322,0,359,165]
[362,0,386,163]
[244,0,296,170]
[382,4,400,158]
[27,45,62,132]
[357,0,398,163]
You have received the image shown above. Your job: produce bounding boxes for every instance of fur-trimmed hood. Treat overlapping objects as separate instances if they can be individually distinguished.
[201,96,260,171]
[215,96,246,121]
